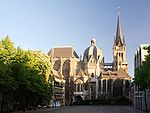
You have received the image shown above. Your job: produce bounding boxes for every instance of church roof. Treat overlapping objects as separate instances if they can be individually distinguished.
[49,46,79,58]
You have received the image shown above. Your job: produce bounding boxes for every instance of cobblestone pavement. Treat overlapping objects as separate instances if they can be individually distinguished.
[13,105,148,113]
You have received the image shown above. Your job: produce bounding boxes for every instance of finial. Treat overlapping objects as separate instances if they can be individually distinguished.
[91,38,96,46]
[117,6,120,16]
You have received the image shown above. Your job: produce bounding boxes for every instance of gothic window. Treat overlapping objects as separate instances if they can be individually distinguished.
[62,60,70,77]
[103,80,106,92]
[91,73,94,77]
[119,61,121,65]
[91,85,93,91]
[74,84,76,92]
[98,80,101,91]
[81,84,83,91]
[77,84,80,92]
[53,60,61,71]
[108,79,112,93]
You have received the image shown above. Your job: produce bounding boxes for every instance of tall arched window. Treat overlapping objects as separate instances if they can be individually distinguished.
[77,84,80,92]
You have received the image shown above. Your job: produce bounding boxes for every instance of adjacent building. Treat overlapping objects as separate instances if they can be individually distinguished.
[48,15,131,105]
[134,44,150,111]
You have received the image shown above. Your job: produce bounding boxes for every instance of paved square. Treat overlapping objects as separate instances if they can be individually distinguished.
[27,106,147,113]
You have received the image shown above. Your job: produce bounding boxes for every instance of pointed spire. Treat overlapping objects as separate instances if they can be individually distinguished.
[115,6,124,46]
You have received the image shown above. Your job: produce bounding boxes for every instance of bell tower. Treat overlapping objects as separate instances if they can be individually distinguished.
[113,14,128,71]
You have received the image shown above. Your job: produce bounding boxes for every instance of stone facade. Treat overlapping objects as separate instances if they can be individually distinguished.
[48,15,131,105]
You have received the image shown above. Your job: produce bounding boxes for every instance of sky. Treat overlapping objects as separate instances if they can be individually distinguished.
[0,0,150,77]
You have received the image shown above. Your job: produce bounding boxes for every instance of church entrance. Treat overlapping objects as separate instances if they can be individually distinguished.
[113,79,123,97]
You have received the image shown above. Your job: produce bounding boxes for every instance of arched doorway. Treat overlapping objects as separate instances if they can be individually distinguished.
[113,79,123,97]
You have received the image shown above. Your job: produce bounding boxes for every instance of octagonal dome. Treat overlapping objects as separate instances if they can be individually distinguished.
[83,38,103,62]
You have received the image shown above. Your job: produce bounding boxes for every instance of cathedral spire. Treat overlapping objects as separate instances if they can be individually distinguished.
[115,7,124,46]
[113,7,127,71]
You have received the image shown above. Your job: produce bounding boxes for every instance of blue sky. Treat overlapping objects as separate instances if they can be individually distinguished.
[0,0,150,77]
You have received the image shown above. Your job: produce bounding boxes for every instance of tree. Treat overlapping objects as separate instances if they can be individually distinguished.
[27,50,53,99]
[135,46,150,112]
[0,36,53,112]
[0,36,17,91]
[0,36,18,113]
[10,49,53,111]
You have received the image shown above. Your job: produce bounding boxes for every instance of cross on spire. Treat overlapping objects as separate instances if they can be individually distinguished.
[117,6,120,16]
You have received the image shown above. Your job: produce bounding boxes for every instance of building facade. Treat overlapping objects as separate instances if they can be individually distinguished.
[48,15,131,105]
[134,44,150,111]
[48,47,80,105]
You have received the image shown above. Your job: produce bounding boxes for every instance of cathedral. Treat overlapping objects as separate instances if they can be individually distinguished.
[48,15,131,106]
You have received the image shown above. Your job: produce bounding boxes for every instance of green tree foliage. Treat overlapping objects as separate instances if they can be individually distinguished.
[0,36,53,112]
[0,61,17,92]
[30,51,54,99]
[0,36,17,92]
[0,36,16,63]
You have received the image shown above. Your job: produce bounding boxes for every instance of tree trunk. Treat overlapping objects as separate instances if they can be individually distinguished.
[22,97,25,112]
[1,92,4,113]
[144,89,148,112]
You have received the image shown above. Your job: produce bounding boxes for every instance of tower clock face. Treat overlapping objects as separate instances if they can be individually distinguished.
[53,60,61,71]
